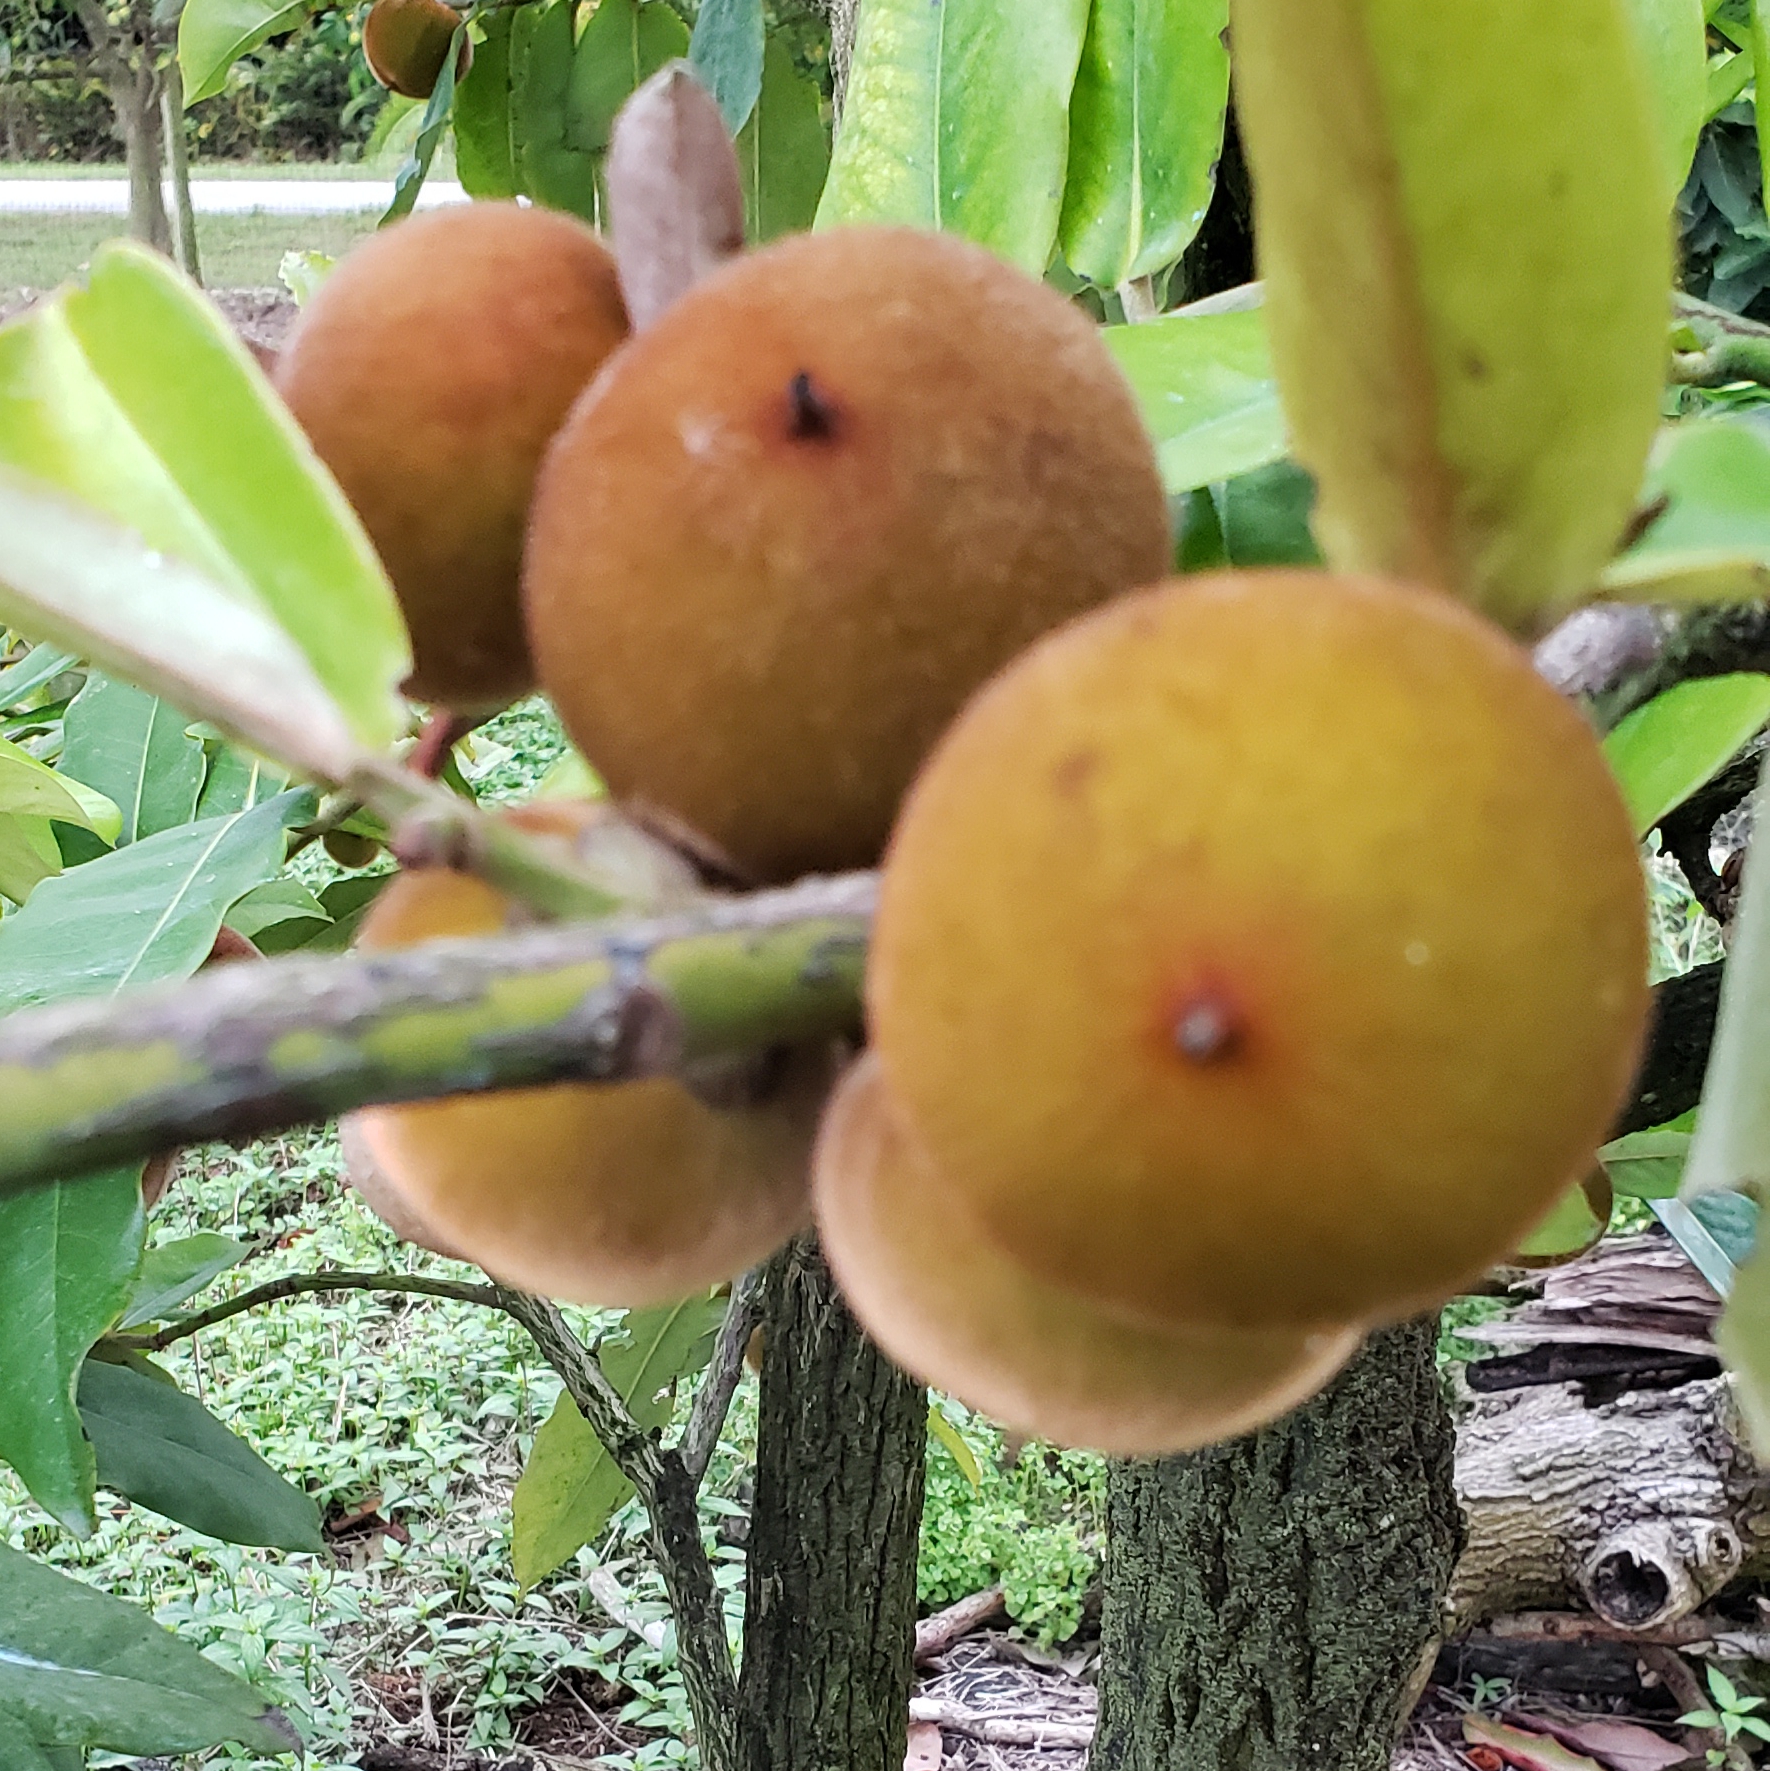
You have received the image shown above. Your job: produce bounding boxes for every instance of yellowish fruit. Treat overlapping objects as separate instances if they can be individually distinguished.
[815,1056,1362,1454]
[523,224,1171,883]
[277,203,629,712]
[351,810,820,1306]
[339,1114,465,1261]
[362,0,469,100]
[869,572,1650,1333]
[323,829,380,870]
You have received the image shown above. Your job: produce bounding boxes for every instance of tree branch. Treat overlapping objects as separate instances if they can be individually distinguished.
[677,1268,764,1486]
[1671,292,1770,388]
[1590,603,1770,731]
[126,1269,500,1349]
[0,873,873,1199]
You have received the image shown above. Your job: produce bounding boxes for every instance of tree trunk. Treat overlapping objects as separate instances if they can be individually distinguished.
[823,0,859,109]
[161,59,201,282]
[73,0,171,253]
[1094,1318,1464,1771]
[737,1233,927,1771]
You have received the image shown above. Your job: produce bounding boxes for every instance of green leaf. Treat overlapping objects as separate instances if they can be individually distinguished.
[1513,1171,1612,1265]
[926,1400,982,1487]
[1229,0,1670,632]
[1208,459,1321,567]
[0,1169,144,1534]
[1755,0,1770,228]
[0,813,64,906]
[817,0,1093,275]
[291,872,390,952]
[1059,0,1230,287]
[222,877,329,946]
[1602,674,1770,837]
[0,736,119,840]
[0,643,78,711]
[78,1359,324,1551]
[0,1541,301,1754]
[60,676,204,846]
[515,0,600,220]
[1711,1667,1742,1709]
[117,1233,250,1329]
[0,244,407,760]
[689,0,764,135]
[194,742,288,820]
[1625,0,1709,196]
[512,1295,725,1589]
[566,0,690,158]
[1603,420,1770,606]
[455,10,517,198]
[737,30,832,242]
[177,0,306,104]
[383,23,468,221]
[1598,1127,1693,1200]
[0,1709,64,1771]
[1101,304,1285,493]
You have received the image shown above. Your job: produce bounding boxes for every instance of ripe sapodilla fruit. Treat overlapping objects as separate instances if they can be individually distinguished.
[277,203,628,713]
[349,804,822,1306]
[868,571,1650,1334]
[523,224,1171,883]
[362,0,469,100]
[815,1055,1363,1454]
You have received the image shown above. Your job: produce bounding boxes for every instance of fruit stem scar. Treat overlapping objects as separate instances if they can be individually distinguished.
[1174,997,1241,1066]
[786,371,838,441]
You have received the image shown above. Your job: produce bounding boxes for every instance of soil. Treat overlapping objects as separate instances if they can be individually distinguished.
[0,283,297,352]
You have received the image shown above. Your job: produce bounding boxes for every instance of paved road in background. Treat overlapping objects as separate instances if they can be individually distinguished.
[0,180,468,213]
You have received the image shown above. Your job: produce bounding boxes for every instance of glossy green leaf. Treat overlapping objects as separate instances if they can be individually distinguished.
[817,0,1093,274]
[1707,45,1753,124]
[60,676,204,846]
[1599,1125,1693,1200]
[0,737,119,840]
[383,23,467,221]
[0,244,407,759]
[223,877,330,946]
[1626,0,1708,196]
[79,1360,324,1551]
[455,11,517,198]
[1229,0,1670,632]
[738,30,832,241]
[117,1233,251,1329]
[1059,0,1230,287]
[0,1169,144,1534]
[927,1401,982,1487]
[1603,419,1770,606]
[0,473,366,784]
[512,1295,725,1589]
[1102,304,1285,493]
[1513,1171,1612,1266]
[0,1541,301,1754]
[194,742,288,820]
[0,814,64,906]
[1755,0,1770,228]
[1209,459,1321,567]
[1602,674,1770,836]
[177,0,306,104]
[566,0,689,159]
[291,872,390,952]
[0,644,78,712]
[515,0,599,220]
[689,0,764,134]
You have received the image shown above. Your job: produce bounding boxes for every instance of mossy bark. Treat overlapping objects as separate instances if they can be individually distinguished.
[1094,1318,1463,1771]
[737,1234,927,1771]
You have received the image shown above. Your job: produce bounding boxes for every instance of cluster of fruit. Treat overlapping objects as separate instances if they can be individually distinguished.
[275,198,1650,1456]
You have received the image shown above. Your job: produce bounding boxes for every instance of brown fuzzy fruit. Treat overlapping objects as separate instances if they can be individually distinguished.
[523,224,1170,883]
[362,0,469,100]
[277,203,629,712]
[350,809,820,1305]
[814,1056,1362,1454]
[869,572,1650,1334]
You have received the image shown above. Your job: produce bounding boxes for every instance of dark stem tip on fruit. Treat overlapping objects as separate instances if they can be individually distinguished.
[1173,997,1241,1066]
[786,371,839,442]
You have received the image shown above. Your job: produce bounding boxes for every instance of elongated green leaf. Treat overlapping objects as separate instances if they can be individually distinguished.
[0,737,119,840]
[0,1169,143,1534]
[1102,304,1285,492]
[1513,1171,1612,1266]
[566,0,690,162]
[0,473,366,784]
[1626,0,1708,196]
[0,1542,300,1754]
[194,742,288,820]
[1604,419,1770,605]
[60,676,203,846]
[512,1295,725,1589]
[117,1233,251,1329]
[1602,674,1770,836]
[1229,0,1670,633]
[222,877,329,946]
[0,814,63,906]
[1059,0,1230,287]
[0,1712,58,1770]
[689,0,764,134]
[0,244,407,756]
[79,1360,324,1551]
[1755,0,1770,228]
[0,644,77,711]
[737,30,832,241]
[515,0,600,220]
[1599,1125,1692,1200]
[384,24,467,221]
[455,10,517,197]
[817,0,1093,274]
[927,1401,982,1487]
[177,0,306,104]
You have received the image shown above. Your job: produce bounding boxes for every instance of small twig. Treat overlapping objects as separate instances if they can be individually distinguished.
[906,1698,1094,1750]
[915,1587,1008,1664]
[1639,1644,1734,1765]
[128,1269,499,1349]
[1671,292,1770,388]
[677,1268,764,1485]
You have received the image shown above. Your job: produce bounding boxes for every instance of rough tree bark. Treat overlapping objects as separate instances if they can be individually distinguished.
[738,1234,928,1771]
[73,0,170,252]
[1095,1319,1465,1771]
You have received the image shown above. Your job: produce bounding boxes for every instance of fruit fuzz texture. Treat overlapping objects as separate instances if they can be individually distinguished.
[868,571,1650,1334]
[815,1055,1362,1454]
[277,204,629,713]
[523,224,1171,883]
[349,807,821,1307]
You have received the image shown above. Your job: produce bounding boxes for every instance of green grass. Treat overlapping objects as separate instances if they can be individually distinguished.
[0,163,390,179]
[0,208,380,294]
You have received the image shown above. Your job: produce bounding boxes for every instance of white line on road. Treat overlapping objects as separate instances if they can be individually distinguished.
[0,180,469,215]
